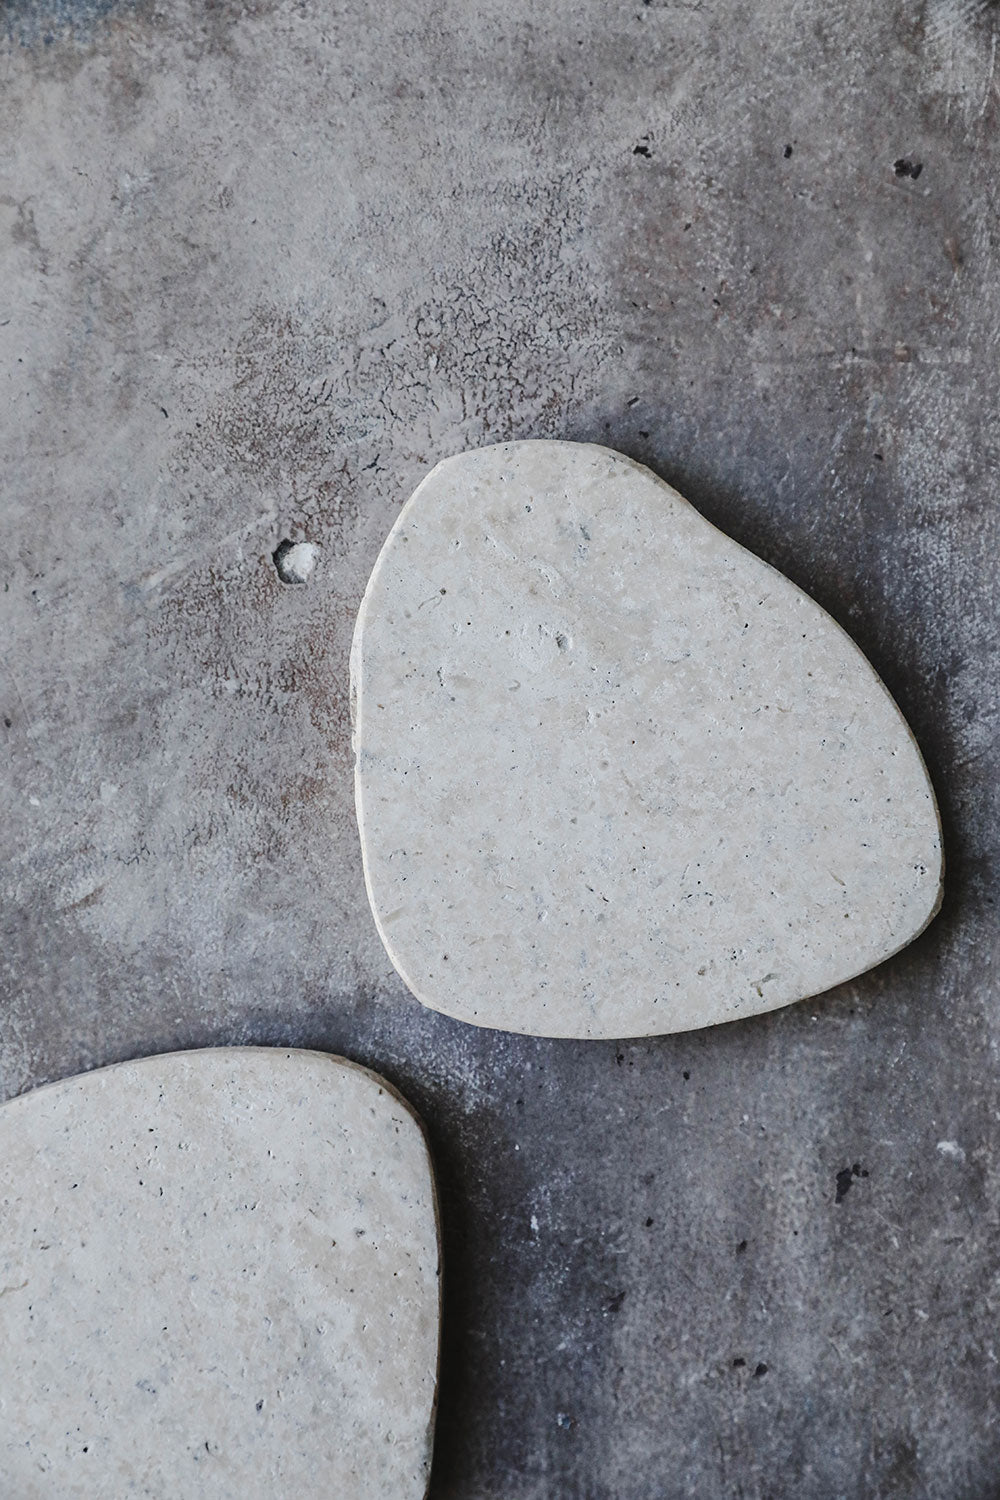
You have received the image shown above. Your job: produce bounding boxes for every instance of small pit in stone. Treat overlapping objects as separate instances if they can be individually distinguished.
[272,539,317,585]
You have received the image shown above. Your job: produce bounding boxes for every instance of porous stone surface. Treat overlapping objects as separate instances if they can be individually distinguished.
[3,0,1000,1493]
[353,440,942,1038]
[0,1048,440,1498]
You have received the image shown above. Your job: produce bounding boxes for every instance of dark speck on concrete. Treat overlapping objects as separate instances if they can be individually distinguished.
[836,1162,870,1203]
[893,157,923,179]
[754,1362,769,1378]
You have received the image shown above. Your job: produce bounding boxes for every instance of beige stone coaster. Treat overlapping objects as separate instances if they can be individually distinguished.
[0,1048,440,1498]
[352,440,943,1039]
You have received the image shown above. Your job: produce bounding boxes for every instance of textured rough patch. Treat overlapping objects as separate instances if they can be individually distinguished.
[0,1048,440,1498]
[353,441,942,1038]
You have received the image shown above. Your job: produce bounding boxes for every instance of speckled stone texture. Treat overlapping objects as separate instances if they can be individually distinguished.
[3,0,1000,1493]
[0,1048,440,1498]
[353,440,942,1037]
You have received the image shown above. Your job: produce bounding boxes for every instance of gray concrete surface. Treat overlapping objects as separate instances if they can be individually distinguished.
[2,0,998,1494]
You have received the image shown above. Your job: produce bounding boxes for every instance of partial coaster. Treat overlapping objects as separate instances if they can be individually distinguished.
[0,1048,440,1498]
[352,440,942,1039]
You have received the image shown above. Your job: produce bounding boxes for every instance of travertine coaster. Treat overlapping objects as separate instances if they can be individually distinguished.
[0,1048,440,1498]
[352,440,942,1039]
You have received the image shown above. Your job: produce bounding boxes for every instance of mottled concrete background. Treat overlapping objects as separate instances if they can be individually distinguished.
[2,0,998,1494]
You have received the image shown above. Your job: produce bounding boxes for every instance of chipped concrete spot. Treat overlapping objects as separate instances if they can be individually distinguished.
[272,539,318,585]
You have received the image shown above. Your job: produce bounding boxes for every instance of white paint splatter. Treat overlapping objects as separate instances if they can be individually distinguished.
[936,1139,966,1162]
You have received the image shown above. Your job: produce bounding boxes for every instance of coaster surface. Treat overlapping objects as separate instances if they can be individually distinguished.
[0,1048,440,1498]
[352,440,942,1038]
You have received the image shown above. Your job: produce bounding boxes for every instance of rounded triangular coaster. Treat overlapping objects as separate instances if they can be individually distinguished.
[352,440,942,1039]
[0,1048,440,1498]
